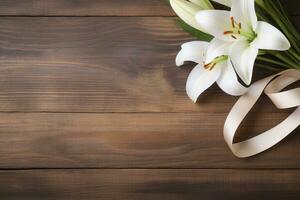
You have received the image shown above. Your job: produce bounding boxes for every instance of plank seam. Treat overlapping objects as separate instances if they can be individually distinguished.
[0,15,297,17]
[1,168,300,170]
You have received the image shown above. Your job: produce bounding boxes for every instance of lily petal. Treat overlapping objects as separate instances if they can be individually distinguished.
[212,0,231,7]
[176,41,209,66]
[186,64,221,102]
[231,0,257,31]
[189,0,213,9]
[170,0,204,31]
[254,21,291,50]
[196,10,234,41]
[205,38,232,63]
[216,60,248,95]
[231,40,258,85]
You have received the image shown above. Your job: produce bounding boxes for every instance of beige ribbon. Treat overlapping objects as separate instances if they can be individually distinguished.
[224,69,300,158]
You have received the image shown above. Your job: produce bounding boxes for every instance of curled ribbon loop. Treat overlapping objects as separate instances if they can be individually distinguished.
[224,69,300,158]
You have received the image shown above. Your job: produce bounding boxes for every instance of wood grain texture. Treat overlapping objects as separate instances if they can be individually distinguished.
[0,17,295,113]
[0,0,299,198]
[0,169,299,200]
[0,17,196,113]
[0,113,298,169]
[0,0,174,16]
[0,0,298,16]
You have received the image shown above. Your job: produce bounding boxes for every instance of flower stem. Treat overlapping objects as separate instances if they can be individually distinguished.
[256,56,287,67]
[255,63,282,72]
[272,53,300,69]
[257,0,300,71]
[288,49,300,63]
[265,0,300,44]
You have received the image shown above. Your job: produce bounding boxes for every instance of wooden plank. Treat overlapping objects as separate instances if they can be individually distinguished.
[0,113,298,169]
[0,17,296,113]
[0,169,299,199]
[0,17,198,113]
[0,0,174,16]
[0,0,298,16]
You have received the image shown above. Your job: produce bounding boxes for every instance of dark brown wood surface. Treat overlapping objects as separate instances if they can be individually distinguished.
[0,0,174,16]
[0,169,299,200]
[0,112,299,169]
[0,0,299,199]
[0,17,293,113]
[0,0,297,16]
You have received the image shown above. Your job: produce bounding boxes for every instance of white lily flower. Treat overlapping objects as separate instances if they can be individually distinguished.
[195,0,291,84]
[176,41,247,102]
[170,0,213,31]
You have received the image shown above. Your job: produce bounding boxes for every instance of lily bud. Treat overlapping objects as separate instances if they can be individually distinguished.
[211,0,231,7]
[170,0,209,31]
[255,0,266,9]
[189,0,213,9]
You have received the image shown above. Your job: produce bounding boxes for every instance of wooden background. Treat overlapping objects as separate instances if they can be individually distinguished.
[0,0,299,199]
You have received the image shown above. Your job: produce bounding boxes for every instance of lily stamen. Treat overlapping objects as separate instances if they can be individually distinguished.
[204,63,212,70]
[204,56,228,71]
[210,63,217,70]
[231,17,235,28]
[224,31,234,35]
[223,17,257,41]
[204,62,216,71]
[224,17,244,39]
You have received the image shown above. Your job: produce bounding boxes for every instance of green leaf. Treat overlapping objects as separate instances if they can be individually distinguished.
[175,18,213,42]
